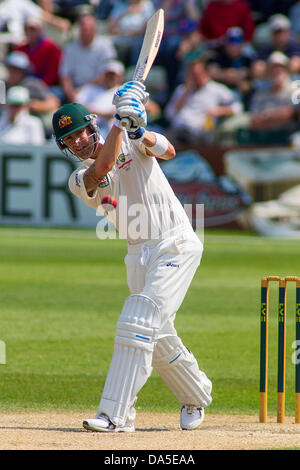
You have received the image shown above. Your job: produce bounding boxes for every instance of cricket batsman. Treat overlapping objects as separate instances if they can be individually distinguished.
[52,80,212,432]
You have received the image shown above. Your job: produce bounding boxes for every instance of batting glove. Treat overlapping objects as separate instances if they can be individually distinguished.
[115,94,147,130]
[113,81,149,106]
[127,127,145,140]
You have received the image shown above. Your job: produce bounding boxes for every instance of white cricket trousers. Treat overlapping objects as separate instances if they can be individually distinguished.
[125,229,212,409]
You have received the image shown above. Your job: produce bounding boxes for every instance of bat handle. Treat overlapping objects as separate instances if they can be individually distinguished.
[120,117,132,129]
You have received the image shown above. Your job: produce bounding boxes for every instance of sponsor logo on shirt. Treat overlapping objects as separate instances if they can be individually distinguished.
[166,262,180,268]
[75,172,81,187]
[98,175,110,188]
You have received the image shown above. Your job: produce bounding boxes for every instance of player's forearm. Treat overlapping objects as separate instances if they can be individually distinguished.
[83,124,123,195]
[142,130,176,160]
[95,124,123,176]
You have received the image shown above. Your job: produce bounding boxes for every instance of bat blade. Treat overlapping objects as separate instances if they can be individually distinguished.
[120,9,164,128]
[133,8,164,83]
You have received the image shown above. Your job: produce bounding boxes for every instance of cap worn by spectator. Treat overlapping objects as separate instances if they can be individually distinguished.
[269,14,291,33]
[7,86,30,105]
[225,27,244,44]
[104,60,125,75]
[5,52,31,71]
[179,19,198,35]
[268,51,289,66]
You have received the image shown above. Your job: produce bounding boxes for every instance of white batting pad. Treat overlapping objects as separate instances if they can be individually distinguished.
[97,295,160,427]
[152,336,212,407]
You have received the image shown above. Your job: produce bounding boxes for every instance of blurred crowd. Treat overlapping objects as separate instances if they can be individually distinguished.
[0,0,300,146]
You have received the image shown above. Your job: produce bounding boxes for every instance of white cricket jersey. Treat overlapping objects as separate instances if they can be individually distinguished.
[69,131,193,244]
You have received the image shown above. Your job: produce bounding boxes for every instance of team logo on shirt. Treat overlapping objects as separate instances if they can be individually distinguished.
[118,153,126,163]
[117,153,132,171]
[58,115,72,128]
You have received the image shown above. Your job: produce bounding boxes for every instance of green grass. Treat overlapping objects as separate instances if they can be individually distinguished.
[0,227,299,418]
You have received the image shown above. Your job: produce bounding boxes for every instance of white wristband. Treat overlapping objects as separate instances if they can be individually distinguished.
[149,133,169,156]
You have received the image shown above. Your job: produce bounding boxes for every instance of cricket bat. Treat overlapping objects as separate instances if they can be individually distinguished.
[121,8,164,127]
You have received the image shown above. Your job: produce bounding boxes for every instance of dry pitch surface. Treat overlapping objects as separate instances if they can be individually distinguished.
[0,411,300,450]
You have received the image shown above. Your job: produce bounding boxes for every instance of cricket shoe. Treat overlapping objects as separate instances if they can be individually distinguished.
[180,405,204,430]
[83,414,135,433]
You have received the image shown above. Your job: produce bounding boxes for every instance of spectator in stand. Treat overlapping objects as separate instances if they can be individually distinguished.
[216,50,297,143]
[59,14,117,103]
[75,59,162,136]
[207,27,255,89]
[106,0,155,66]
[5,51,60,136]
[13,16,62,87]
[206,27,256,110]
[0,86,45,145]
[259,14,300,59]
[253,14,300,79]
[164,57,242,145]
[150,0,201,101]
[174,18,208,87]
[75,60,126,137]
[249,51,296,131]
[175,0,256,82]
[176,17,205,63]
[198,0,255,42]
[0,0,70,46]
